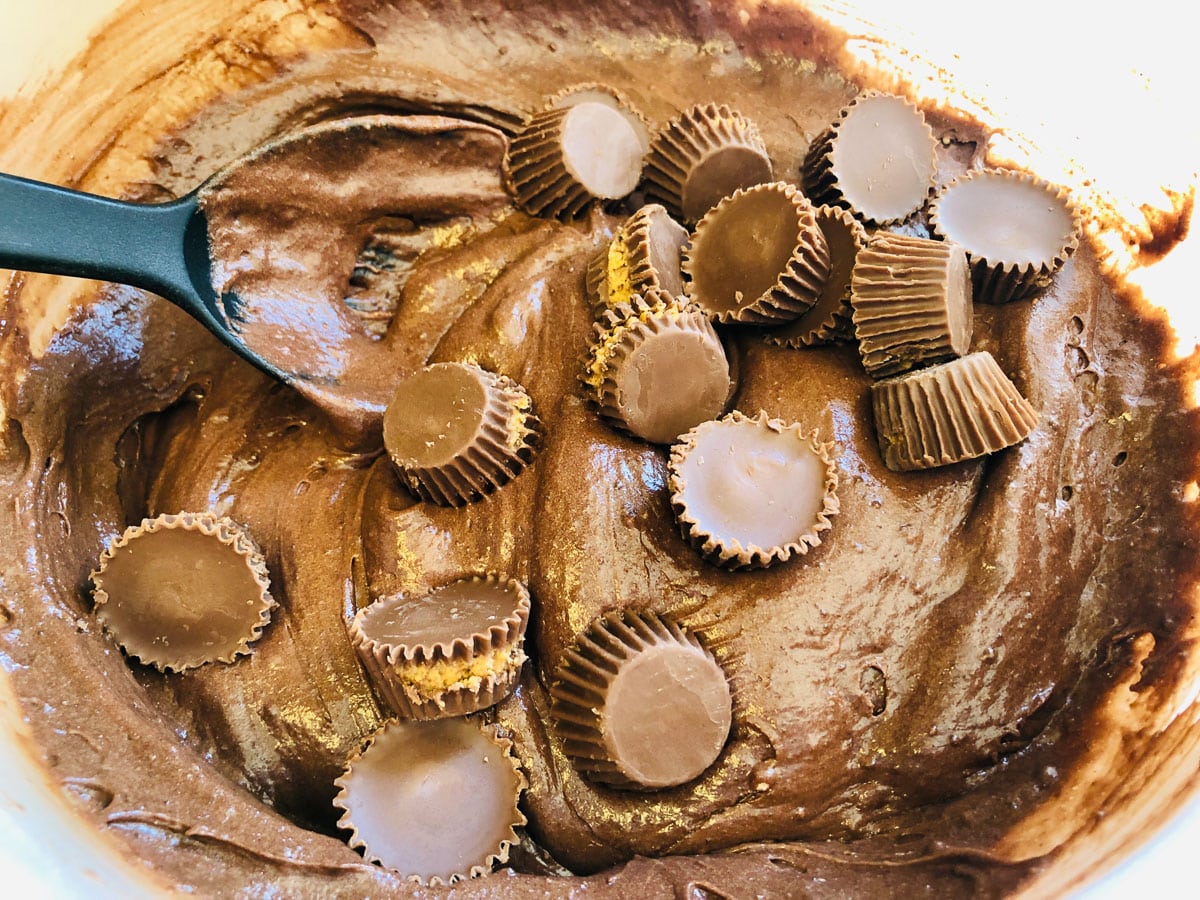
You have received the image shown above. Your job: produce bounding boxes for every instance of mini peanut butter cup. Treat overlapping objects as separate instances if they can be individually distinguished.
[90,512,275,673]
[683,181,831,324]
[333,718,526,885]
[546,83,653,150]
[349,575,531,721]
[583,290,732,444]
[585,204,689,315]
[929,169,1082,304]
[669,410,839,569]
[871,351,1040,472]
[803,91,938,225]
[550,610,731,791]
[643,102,773,224]
[383,362,540,507]
[504,93,649,220]
[765,204,867,348]
[850,232,974,378]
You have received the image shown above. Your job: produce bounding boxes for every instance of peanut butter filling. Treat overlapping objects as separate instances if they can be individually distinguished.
[393,645,524,698]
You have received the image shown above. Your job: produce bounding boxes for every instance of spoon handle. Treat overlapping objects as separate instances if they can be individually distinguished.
[0,172,199,303]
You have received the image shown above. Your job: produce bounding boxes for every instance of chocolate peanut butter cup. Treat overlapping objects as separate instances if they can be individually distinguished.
[850,232,974,378]
[333,718,526,885]
[383,362,540,507]
[929,169,1082,304]
[643,102,773,224]
[683,181,831,324]
[585,203,689,314]
[765,204,867,347]
[550,610,732,791]
[504,92,649,220]
[871,351,1040,472]
[668,410,839,569]
[546,83,653,149]
[90,512,275,673]
[583,290,731,444]
[803,91,938,225]
[349,574,531,720]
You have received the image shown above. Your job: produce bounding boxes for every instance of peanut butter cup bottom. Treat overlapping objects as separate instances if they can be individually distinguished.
[643,102,773,224]
[505,99,647,219]
[350,575,531,720]
[383,362,540,506]
[930,169,1082,304]
[550,611,732,791]
[603,324,730,443]
[804,91,938,225]
[585,291,732,444]
[333,718,526,886]
[668,410,840,569]
[560,102,646,197]
[683,182,830,324]
[546,82,653,150]
[90,512,275,673]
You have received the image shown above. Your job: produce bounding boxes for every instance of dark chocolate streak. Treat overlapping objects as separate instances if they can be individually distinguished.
[0,1,1197,897]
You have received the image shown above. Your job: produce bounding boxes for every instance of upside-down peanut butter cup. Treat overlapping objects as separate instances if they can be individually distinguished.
[643,102,773,224]
[546,82,653,149]
[765,204,867,347]
[550,610,732,791]
[929,168,1082,304]
[850,232,974,378]
[349,574,532,720]
[668,410,840,569]
[585,203,689,314]
[90,512,275,673]
[333,718,526,886]
[803,91,938,225]
[383,362,540,507]
[504,92,648,220]
[583,291,731,444]
[683,181,830,324]
[871,351,1040,472]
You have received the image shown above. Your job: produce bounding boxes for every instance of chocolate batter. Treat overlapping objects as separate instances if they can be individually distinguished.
[198,114,511,440]
[0,1,1197,896]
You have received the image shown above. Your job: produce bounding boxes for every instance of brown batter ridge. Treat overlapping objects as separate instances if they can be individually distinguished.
[0,1,1198,897]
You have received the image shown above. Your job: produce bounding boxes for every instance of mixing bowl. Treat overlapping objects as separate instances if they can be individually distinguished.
[1,1,1196,895]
